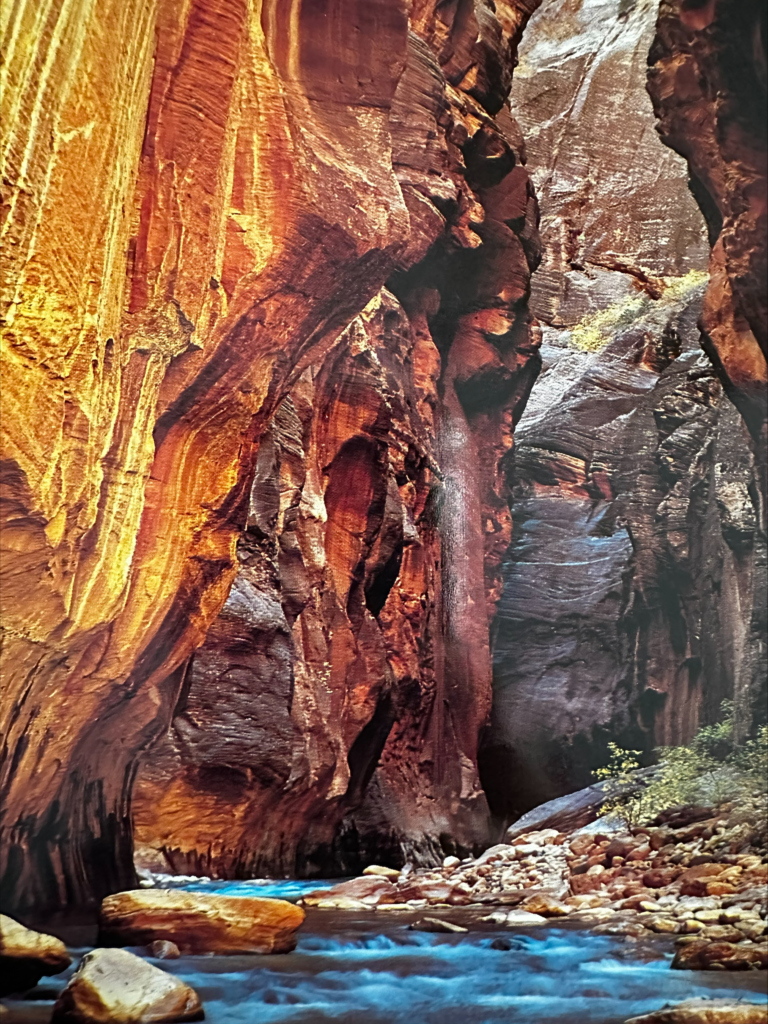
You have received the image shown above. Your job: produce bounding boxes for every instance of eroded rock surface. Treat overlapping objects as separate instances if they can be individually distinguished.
[0,0,541,913]
[481,0,766,822]
[133,3,542,879]
[511,0,709,325]
[484,284,766,817]
[647,0,768,454]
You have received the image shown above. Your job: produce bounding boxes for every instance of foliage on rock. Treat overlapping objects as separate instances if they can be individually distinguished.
[596,705,768,828]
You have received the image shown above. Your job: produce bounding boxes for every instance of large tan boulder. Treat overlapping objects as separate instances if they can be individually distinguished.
[0,914,71,996]
[624,998,768,1023]
[99,890,304,954]
[52,948,202,1023]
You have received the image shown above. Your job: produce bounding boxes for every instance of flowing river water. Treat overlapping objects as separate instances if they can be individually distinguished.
[5,880,767,1024]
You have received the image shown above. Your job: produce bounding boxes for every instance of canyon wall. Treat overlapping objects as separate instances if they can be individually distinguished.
[133,10,542,879]
[1,0,541,915]
[480,0,767,824]
[647,0,767,458]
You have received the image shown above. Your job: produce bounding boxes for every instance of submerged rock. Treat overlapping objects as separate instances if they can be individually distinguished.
[624,998,768,1023]
[409,917,468,934]
[147,941,180,960]
[52,948,202,1023]
[99,891,304,955]
[0,914,71,997]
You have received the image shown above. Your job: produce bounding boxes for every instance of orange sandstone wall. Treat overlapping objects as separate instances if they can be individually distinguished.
[0,0,541,915]
[133,3,542,879]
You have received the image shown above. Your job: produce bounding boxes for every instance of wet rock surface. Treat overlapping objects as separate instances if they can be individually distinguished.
[0,915,71,997]
[99,890,305,955]
[298,797,767,973]
[52,948,203,1023]
[625,999,768,1023]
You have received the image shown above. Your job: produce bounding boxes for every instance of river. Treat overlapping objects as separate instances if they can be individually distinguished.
[4,880,767,1024]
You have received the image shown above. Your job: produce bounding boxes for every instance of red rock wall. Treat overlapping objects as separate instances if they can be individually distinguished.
[133,7,542,879]
[1,0,541,915]
[647,0,767,456]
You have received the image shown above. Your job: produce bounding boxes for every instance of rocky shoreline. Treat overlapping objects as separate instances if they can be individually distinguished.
[298,799,768,974]
[2,797,765,1022]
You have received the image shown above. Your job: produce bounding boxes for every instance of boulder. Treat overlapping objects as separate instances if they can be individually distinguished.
[624,998,767,1023]
[52,948,202,1023]
[519,894,570,917]
[302,876,396,906]
[643,868,680,889]
[505,781,614,840]
[502,910,548,927]
[99,890,304,954]
[396,880,458,904]
[0,914,71,997]
[672,941,768,971]
[362,866,401,880]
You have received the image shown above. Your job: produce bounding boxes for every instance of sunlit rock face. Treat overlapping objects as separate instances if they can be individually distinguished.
[647,0,768,455]
[510,0,710,324]
[480,0,766,824]
[0,0,541,914]
[133,4,543,879]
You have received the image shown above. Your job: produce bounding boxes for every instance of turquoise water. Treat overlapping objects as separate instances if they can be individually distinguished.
[4,882,767,1023]
[155,876,338,901]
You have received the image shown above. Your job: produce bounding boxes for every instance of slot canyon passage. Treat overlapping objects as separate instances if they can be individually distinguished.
[0,0,766,1023]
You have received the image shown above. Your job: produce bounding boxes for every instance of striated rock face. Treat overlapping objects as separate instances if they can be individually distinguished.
[133,1,543,873]
[510,0,710,324]
[1,0,541,913]
[481,0,766,823]
[647,0,768,455]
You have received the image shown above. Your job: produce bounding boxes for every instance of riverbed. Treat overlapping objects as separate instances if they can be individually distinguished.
[4,880,767,1024]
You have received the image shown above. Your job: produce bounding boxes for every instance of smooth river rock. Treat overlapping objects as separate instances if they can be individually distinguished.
[625,998,768,1024]
[99,890,304,954]
[0,914,71,996]
[52,948,203,1023]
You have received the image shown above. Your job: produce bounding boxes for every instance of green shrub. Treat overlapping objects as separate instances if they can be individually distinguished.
[594,703,768,827]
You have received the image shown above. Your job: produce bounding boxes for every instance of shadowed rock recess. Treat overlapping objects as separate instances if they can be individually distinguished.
[0,0,765,920]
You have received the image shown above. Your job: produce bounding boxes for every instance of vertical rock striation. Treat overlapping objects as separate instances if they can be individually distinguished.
[647,0,767,458]
[134,4,543,878]
[1,0,541,913]
[481,0,766,825]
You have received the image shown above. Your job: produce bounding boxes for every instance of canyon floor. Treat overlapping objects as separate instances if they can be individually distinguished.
[2,793,767,1023]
